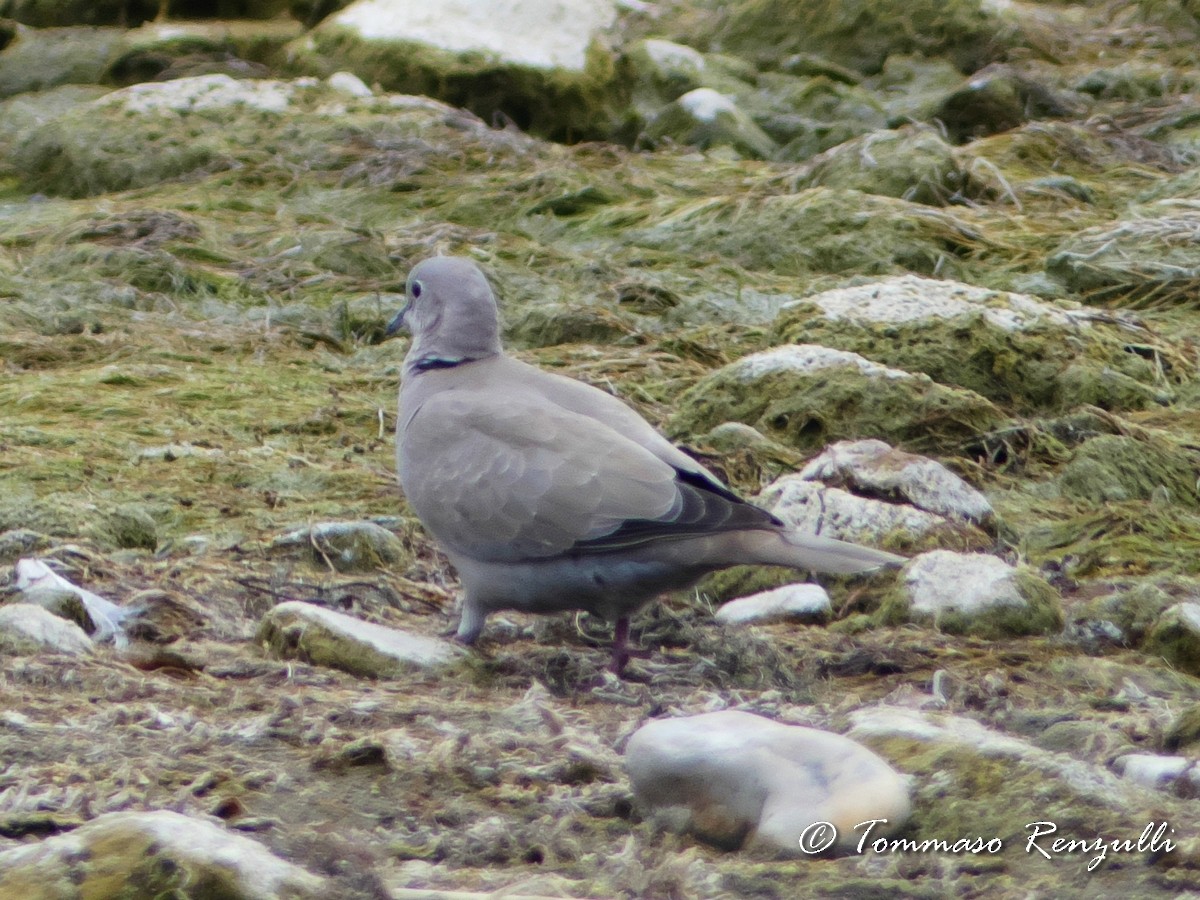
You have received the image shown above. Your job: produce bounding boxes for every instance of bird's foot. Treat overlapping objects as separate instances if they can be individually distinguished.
[608,616,651,677]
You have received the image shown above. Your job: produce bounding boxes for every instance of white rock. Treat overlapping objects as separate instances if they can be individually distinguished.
[762,477,951,542]
[728,344,915,383]
[678,87,737,122]
[794,274,1093,332]
[715,583,831,625]
[902,551,1028,619]
[101,74,300,114]
[1114,753,1191,790]
[642,38,707,76]
[0,810,323,899]
[14,558,127,644]
[0,604,93,656]
[799,439,993,523]
[331,0,620,71]
[625,710,911,855]
[327,71,373,97]
[258,601,464,675]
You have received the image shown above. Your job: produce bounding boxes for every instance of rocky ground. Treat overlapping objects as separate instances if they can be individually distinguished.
[2,1,1200,898]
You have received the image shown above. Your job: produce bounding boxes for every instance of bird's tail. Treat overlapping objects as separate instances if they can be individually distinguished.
[737,529,906,575]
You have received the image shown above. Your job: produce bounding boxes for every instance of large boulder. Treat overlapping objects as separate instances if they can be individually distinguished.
[625,710,911,856]
[771,275,1181,411]
[669,344,1005,454]
[293,0,628,141]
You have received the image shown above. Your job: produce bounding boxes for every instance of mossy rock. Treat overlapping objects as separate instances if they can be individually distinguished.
[624,38,753,128]
[876,552,1062,638]
[713,0,1020,74]
[1059,435,1200,507]
[269,521,410,573]
[92,504,159,550]
[797,127,976,206]
[743,72,887,160]
[1164,704,1200,752]
[632,187,985,278]
[0,84,112,153]
[0,528,51,564]
[295,17,630,143]
[933,64,1085,144]
[1046,203,1200,307]
[1142,602,1200,675]
[8,75,384,196]
[641,87,777,158]
[1075,583,1177,645]
[0,25,124,100]
[668,345,1006,455]
[771,277,1181,412]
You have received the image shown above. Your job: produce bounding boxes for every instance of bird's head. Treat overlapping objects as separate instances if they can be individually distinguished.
[390,256,502,373]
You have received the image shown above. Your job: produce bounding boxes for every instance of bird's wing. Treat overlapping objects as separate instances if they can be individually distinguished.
[399,389,776,562]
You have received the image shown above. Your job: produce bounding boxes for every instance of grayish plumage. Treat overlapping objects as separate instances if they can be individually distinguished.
[391,256,904,671]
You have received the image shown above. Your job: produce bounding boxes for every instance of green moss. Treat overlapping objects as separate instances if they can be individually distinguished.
[1164,704,1200,751]
[773,303,1180,413]
[1077,583,1176,644]
[93,503,159,551]
[1060,434,1200,506]
[798,127,976,206]
[631,187,986,279]
[668,353,1006,454]
[1142,603,1200,675]
[714,0,1018,74]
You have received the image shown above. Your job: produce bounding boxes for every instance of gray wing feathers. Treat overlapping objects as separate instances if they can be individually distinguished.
[400,393,682,561]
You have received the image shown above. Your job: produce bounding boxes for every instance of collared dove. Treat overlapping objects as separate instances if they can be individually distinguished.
[390,257,904,673]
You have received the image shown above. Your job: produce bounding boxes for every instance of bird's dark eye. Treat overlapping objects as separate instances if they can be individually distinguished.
[411,281,423,300]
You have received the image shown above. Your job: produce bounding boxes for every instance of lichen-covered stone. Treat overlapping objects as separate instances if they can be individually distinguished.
[625,710,911,855]
[269,520,408,573]
[0,603,94,655]
[258,601,464,676]
[879,550,1063,637]
[641,88,777,158]
[10,73,454,196]
[0,809,324,899]
[799,439,993,525]
[771,275,1180,411]
[668,344,1005,454]
[1059,435,1200,506]
[295,0,628,142]
[762,477,986,550]
[712,0,1021,74]
[796,126,974,205]
[1074,582,1177,646]
[92,502,158,550]
[1143,602,1200,675]
[0,25,123,100]
[1165,705,1200,752]
[847,707,1152,855]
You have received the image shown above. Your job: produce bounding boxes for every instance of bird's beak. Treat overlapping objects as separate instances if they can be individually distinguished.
[385,302,410,337]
